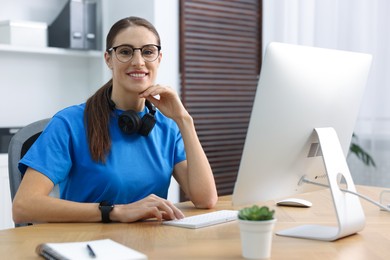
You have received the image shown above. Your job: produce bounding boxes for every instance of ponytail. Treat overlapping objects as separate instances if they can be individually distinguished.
[84,79,113,162]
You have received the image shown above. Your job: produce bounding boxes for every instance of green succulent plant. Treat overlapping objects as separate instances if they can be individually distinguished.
[238,205,275,221]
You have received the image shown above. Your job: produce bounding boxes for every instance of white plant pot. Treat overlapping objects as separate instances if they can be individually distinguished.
[238,218,277,259]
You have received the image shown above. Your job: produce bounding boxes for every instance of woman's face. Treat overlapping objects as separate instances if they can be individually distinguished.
[105,25,161,97]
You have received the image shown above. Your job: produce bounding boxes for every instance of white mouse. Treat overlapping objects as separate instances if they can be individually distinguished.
[276,198,312,208]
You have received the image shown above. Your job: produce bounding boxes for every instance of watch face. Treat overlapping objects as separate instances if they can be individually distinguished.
[99,201,113,208]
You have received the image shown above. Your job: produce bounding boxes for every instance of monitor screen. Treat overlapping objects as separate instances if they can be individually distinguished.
[232,42,372,207]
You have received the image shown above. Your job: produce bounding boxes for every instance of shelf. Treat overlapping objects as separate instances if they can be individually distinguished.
[0,44,102,58]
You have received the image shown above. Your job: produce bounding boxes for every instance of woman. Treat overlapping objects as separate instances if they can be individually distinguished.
[12,16,217,224]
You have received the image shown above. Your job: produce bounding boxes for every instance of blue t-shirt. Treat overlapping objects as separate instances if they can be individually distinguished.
[19,103,186,204]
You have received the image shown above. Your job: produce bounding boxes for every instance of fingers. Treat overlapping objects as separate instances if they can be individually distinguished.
[138,85,184,120]
[144,194,185,220]
[117,194,185,223]
[139,84,175,99]
[138,84,162,98]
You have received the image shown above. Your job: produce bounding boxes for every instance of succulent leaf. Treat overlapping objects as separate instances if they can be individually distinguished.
[238,205,275,221]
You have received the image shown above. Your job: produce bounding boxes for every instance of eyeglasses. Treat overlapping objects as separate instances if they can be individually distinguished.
[107,44,161,63]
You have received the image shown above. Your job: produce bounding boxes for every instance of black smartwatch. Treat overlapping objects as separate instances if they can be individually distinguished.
[99,201,114,223]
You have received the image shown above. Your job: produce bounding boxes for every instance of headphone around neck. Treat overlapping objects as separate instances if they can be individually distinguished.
[105,86,156,136]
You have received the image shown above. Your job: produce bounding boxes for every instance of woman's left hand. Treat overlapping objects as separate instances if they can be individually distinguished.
[139,84,189,121]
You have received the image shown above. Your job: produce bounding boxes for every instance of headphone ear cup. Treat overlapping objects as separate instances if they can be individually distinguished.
[139,113,157,136]
[118,111,141,135]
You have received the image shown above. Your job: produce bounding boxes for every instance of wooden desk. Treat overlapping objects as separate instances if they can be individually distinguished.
[1,185,390,259]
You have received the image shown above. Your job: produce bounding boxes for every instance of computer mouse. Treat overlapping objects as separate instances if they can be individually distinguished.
[276,198,312,208]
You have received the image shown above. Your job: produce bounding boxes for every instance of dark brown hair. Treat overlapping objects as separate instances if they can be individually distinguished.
[84,17,161,162]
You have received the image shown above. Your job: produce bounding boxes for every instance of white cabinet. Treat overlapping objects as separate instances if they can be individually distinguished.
[0,155,13,230]
[0,0,179,127]
[0,44,105,128]
[0,0,108,128]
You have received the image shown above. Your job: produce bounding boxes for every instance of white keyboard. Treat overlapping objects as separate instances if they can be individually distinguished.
[162,210,238,229]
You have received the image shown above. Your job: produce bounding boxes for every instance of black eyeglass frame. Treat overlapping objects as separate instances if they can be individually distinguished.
[107,44,161,63]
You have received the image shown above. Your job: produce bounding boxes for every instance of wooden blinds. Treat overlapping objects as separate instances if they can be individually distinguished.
[180,0,262,197]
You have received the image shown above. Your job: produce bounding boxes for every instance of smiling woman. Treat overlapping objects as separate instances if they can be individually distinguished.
[12,16,217,226]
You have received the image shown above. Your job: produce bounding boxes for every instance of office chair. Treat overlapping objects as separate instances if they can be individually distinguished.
[7,118,59,227]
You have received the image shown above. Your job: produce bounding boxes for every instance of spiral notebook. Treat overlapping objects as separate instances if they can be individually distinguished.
[36,238,147,260]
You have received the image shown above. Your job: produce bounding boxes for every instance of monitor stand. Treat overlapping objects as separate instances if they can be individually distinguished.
[276,127,366,241]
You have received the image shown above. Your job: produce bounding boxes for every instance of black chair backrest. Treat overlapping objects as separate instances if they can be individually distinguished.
[8,118,51,227]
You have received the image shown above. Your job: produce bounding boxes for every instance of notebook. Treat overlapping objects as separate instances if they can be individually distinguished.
[36,238,147,260]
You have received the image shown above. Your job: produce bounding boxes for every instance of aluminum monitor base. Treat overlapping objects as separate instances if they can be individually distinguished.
[276,127,366,241]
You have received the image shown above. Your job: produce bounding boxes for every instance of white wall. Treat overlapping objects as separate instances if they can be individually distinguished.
[0,155,12,229]
[153,0,181,202]
[0,0,68,24]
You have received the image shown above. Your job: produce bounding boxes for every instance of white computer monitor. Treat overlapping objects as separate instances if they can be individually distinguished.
[232,42,372,241]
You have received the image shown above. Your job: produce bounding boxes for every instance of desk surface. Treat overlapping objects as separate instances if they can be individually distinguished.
[1,185,390,259]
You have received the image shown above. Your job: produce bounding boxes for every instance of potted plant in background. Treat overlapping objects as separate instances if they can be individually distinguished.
[350,133,376,167]
[238,205,276,259]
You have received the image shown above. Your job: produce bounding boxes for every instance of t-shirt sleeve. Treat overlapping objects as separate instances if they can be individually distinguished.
[18,116,73,185]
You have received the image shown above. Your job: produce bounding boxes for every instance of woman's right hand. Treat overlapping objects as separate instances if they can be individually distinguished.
[110,194,185,223]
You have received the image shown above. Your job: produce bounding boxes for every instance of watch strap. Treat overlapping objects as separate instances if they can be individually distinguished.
[99,201,114,223]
